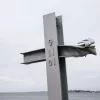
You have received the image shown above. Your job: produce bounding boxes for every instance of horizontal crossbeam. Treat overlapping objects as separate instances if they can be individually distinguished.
[21,45,96,64]
[21,48,45,64]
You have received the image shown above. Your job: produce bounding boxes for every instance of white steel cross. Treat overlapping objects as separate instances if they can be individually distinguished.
[21,12,96,100]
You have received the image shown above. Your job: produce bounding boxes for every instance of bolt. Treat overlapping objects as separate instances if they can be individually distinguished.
[49,60,52,66]
[49,40,52,46]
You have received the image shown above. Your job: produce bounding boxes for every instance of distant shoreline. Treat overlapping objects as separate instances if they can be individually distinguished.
[0,90,100,94]
[69,90,100,93]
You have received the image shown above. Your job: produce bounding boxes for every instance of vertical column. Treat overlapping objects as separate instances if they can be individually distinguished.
[43,13,62,100]
[56,16,69,100]
[43,12,68,100]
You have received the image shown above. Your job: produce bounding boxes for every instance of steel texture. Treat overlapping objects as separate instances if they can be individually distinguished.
[21,12,96,100]
[43,12,62,100]
[21,45,96,64]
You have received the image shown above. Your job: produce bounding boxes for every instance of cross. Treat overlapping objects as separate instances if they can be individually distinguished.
[21,12,96,100]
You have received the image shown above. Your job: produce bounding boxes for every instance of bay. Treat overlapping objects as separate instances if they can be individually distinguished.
[0,92,100,100]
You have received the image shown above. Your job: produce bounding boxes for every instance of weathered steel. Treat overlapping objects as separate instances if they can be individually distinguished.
[21,48,45,64]
[58,45,96,58]
[43,12,63,100]
[21,45,96,64]
[21,12,96,100]
[56,16,68,100]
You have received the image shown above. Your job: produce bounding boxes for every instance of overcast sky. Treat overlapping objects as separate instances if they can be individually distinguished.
[0,0,100,92]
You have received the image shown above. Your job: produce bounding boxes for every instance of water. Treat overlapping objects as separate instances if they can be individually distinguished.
[0,92,100,100]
